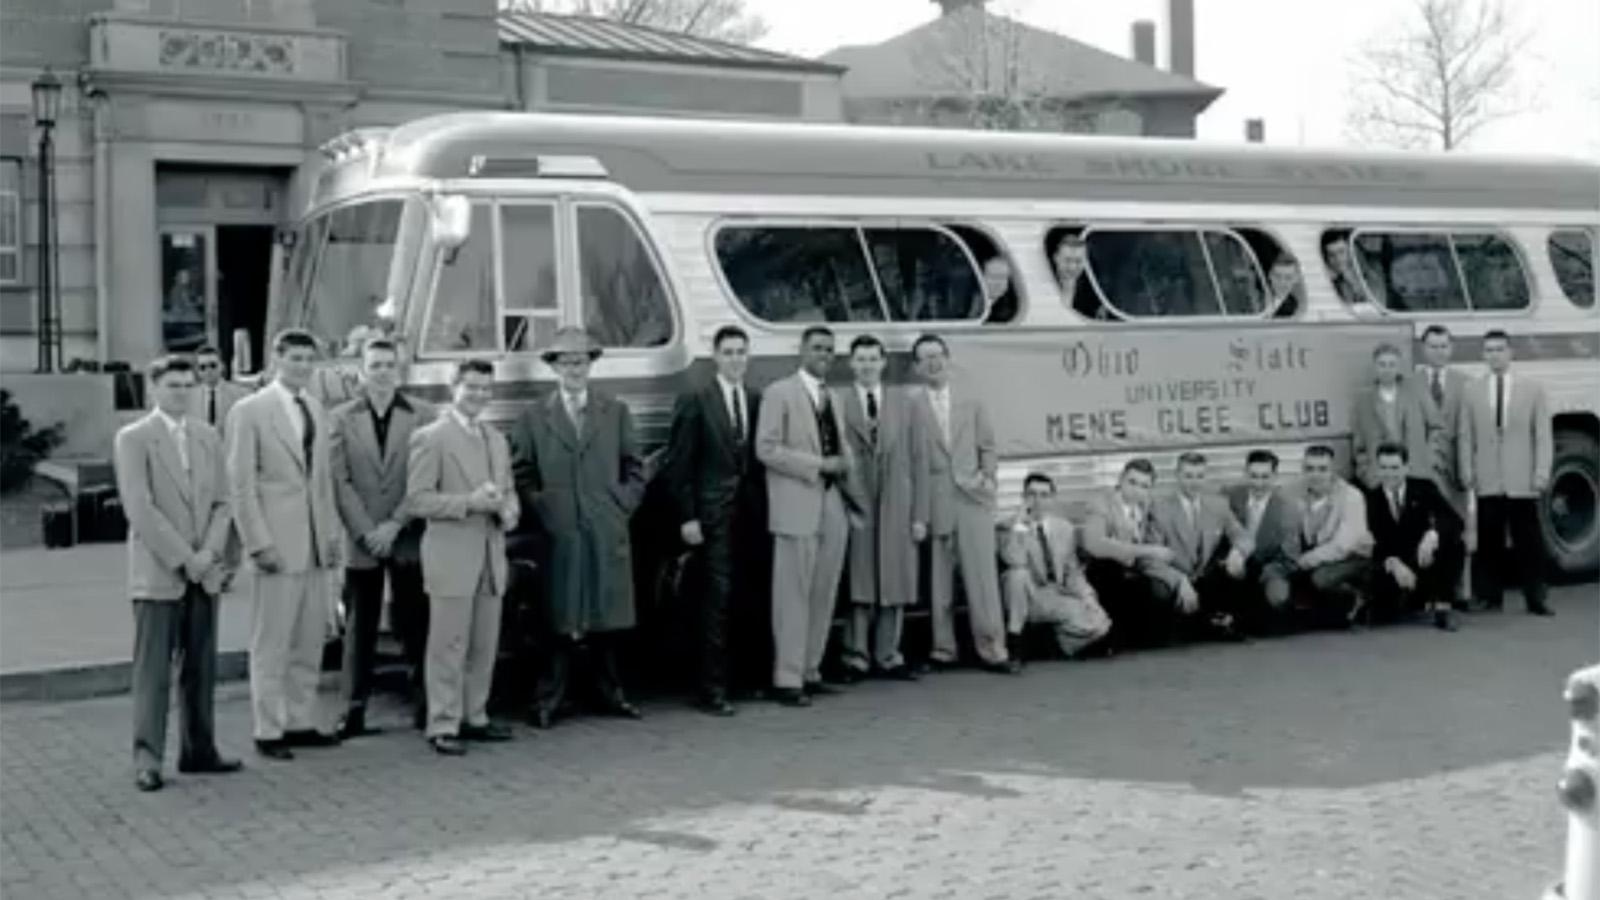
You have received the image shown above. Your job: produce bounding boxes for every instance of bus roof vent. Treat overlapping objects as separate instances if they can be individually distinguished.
[466,154,609,179]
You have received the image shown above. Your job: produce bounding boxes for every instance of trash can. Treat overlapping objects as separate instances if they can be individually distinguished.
[41,501,74,549]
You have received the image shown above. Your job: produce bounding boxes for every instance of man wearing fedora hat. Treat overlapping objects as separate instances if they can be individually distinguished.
[511,327,648,728]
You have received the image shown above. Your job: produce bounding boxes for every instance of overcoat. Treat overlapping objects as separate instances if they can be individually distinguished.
[838,385,928,607]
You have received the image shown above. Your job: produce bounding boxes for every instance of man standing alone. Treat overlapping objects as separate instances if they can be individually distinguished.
[227,329,343,759]
[116,356,242,791]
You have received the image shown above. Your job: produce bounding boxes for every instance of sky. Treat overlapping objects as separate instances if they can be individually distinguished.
[746,0,1600,158]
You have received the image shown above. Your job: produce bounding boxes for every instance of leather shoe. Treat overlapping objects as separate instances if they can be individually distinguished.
[981,658,1024,675]
[135,769,163,792]
[925,657,960,673]
[254,739,294,761]
[878,665,920,682]
[429,735,466,756]
[1433,608,1459,631]
[836,668,865,684]
[460,721,514,742]
[774,688,811,707]
[697,697,737,717]
[178,756,243,775]
[337,710,382,740]
[1528,603,1555,617]
[605,699,644,720]
[527,707,557,730]
[284,729,341,748]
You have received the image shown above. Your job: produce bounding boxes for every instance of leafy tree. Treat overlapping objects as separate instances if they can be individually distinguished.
[0,390,63,494]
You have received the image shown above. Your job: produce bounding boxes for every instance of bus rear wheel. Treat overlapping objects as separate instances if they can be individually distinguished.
[1544,429,1599,579]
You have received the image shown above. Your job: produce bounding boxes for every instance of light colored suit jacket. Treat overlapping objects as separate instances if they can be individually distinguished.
[917,386,997,535]
[191,380,251,434]
[1001,512,1093,599]
[330,394,435,568]
[114,412,233,599]
[225,383,342,573]
[1149,492,1251,577]
[1413,364,1473,493]
[1080,490,1187,591]
[1459,372,1552,499]
[1351,379,1432,489]
[407,411,518,599]
[755,372,859,537]
[1289,478,1374,567]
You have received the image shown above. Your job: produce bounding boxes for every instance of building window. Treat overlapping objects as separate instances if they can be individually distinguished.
[1549,229,1595,309]
[425,202,497,353]
[714,222,1005,326]
[576,203,673,349]
[500,202,560,353]
[1346,230,1531,313]
[0,161,20,285]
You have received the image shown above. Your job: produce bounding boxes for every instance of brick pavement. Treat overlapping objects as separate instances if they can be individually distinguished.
[1,585,1595,900]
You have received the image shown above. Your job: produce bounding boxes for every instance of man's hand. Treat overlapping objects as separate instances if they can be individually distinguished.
[1386,557,1417,591]
[1176,579,1200,615]
[912,522,928,543]
[253,547,285,574]
[1535,474,1549,494]
[1417,529,1439,570]
[680,520,705,546]
[1224,548,1246,580]
[1295,551,1319,571]
[183,549,214,583]
[820,456,849,476]
[469,482,502,513]
[363,521,401,558]
[1142,545,1176,565]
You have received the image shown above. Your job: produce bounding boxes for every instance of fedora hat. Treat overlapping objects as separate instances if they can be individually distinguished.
[540,326,603,363]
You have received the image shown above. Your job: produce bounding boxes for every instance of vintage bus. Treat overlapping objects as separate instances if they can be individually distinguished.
[262,111,1600,582]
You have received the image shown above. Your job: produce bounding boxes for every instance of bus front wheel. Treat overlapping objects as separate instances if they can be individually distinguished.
[1543,429,1600,579]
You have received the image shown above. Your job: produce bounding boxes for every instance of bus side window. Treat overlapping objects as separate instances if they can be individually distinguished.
[576,204,673,349]
[501,203,560,353]
[1352,233,1466,313]
[863,226,982,322]
[715,226,885,324]
[1453,233,1531,311]
[1044,226,1106,320]
[425,202,497,353]
[1550,229,1596,309]
[947,225,1020,324]
[1235,227,1302,319]
[1083,229,1225,318]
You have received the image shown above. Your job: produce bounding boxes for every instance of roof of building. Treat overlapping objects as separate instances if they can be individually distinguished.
[821,7,1221,105]
[499,12,845,75]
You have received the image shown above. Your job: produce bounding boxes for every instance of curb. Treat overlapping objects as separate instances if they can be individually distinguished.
[0,651,251,703]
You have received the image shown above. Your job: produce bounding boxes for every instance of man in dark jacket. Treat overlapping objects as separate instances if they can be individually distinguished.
[511,328,647,728]
[1364,442,1465,631]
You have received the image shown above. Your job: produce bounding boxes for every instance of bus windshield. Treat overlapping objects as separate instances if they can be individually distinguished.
[284,197,422,359]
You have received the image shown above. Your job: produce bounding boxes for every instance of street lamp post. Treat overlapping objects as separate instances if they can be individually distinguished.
[31,68,62,373]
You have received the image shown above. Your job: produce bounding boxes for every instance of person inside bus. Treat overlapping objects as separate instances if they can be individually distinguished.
[1266,254,1304,318]
[1285,445,1375,628]
[1363,441,1464,631]
[1048,231,1100,319]
[1321,231,1381,307]
[978,256,1017,324]
[1147,452,1252,642]
[1223,450,1301,635]
[1080,458,1190,650]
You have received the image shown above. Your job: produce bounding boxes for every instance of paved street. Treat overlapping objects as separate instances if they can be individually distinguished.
[2,585,1594,900]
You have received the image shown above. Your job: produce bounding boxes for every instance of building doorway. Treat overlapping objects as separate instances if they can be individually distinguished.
[217,225,274,372]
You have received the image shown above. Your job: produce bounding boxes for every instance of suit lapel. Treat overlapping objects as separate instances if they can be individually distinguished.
[545,392,580,451]
[789,377,820,452]
[703,383,739,457]
[149,418,191,501]
[445,413,490,486]
[268,395,307,472]
[842,387,872,448]
[578,395,601,449]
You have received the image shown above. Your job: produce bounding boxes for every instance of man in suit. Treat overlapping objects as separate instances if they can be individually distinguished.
[838,334,928,682]
[226,328,343,759]
[407,359,518,755]
[330,337,434,738]
[1352,343,1431,490]
[115,356,243,792]
[192,345,250,434]
[912,333,1018,674]
[665,325,767,716]
[1224,450,1302,634]
[1082,458,1188,648]
[1148,452,1253,641]
[1413,324,1474,607]
[1460,329,1554,616]
[1285,445,1374,626]
[1000,473,1111,661]
[1364,442,1465,631]
[513,328,648,728]
[755,326,860,706]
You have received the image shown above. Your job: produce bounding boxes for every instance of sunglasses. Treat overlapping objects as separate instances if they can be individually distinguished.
[196,362,221,370]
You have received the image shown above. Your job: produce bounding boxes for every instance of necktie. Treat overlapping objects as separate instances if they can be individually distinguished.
[568,395,585,433]
[731,387,745,443]
[1494,375,1506,430]
[1388,488,1401,520]
[293,395,315,472]
[1431,370,1444,407]
[1035,522,1057,585]
[173,423,190,473]
[1186,497,1199,531]
[866,390,879,422]
[207,388,217,426]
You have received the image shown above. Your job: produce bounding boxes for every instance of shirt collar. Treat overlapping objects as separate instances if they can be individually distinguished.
[154,407,186,432]
[448,406,480,432]
[368,391,411,416]
[270,378,304,401]
[798,369,824,395]
[715,373,742,395]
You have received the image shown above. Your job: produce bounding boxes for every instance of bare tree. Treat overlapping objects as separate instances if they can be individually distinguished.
[1346,0,1531,150]
[499,0,767,44]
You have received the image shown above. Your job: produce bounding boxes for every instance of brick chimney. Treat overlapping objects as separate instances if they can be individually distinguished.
[1167,0,1195,77]
[1130,20,1156,67]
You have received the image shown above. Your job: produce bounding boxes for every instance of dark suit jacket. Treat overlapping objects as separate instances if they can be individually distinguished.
[1224,484,1299,570]
[1363,477,1463,567]
[665,378,763,530]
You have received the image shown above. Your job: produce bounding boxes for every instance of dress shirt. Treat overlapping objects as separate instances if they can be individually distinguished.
[927,385,952,440]
[562,389,588,429]
[448,406,483,439]
[268,379,308,443]
[1181,494,1201,529]
[1122,500,1146,542]
[1246,492,1271,539]
[1386,483,1405,519]
[155,408,190,472]
[856,384,882,425]
[716,374,746,441]
[797,370,826,410]
[1488,372,1511,429]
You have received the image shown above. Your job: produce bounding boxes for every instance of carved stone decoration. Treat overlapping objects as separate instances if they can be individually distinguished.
[158,29,296,75]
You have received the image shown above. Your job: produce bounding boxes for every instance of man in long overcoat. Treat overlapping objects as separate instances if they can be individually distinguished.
[511,328,647,728]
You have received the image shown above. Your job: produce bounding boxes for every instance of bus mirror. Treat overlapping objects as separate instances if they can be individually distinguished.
[432,194,472,252]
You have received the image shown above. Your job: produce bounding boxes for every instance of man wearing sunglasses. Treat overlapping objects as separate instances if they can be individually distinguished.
[192,346,250,436]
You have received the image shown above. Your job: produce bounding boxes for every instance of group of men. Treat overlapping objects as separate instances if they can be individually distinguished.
[115,319,1552,791]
